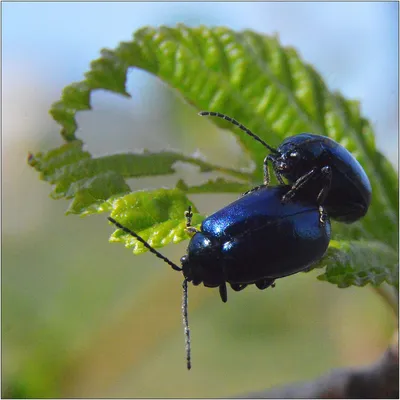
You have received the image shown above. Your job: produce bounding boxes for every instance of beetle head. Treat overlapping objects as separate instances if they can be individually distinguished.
[274,134,323,180]
[181,255,195,283]
[275,148,303,172]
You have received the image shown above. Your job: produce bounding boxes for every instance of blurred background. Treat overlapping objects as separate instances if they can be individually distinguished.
[2,2,398,398]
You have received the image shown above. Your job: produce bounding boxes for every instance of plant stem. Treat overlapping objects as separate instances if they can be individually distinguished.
[239,341,399,399]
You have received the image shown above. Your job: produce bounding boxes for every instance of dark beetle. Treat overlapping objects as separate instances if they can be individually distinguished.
[108,185,331,369]
[182,185,331,301]
[199,111,372,223]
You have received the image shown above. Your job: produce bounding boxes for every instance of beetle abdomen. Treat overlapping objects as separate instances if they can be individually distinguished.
[220,208,331,283]
[201,186,316,238]
[200,185,331,284]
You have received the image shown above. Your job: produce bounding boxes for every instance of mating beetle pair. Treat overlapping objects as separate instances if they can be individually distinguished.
[108,111,371,369]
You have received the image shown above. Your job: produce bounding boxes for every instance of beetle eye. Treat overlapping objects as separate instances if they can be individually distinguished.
[289,151,299,159]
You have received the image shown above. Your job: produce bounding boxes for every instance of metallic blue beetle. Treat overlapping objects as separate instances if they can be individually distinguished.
[199,112,372,223]
[181,185,331,302]
[108,185,331,369]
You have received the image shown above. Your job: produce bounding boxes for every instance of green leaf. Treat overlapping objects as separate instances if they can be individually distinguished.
[28,140,91,180]
[65,172,131,215]
[108,188,203,254]
[176,177,251,194]
[28,24,398,291]
[46,24,397,248]
[29,143,250,214]
[313,240,398,289]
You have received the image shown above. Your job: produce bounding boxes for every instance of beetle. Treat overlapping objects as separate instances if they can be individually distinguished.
[199,111,372,223]
[108,185,331,369]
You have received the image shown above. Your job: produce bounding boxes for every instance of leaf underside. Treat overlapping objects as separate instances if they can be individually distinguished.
[28,24,398,289]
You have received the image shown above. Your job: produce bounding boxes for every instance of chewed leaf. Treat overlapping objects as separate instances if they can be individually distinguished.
[312,240,398,289]
[28,141,131,214]
[29,142,249,214]
[108,188,204,254]
[28,24,398,291]
[28,140,91,180]
[45,24,397,248]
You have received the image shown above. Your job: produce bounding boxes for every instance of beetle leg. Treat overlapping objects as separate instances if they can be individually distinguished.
[263,155,271,186]
[316,166,332,205]
[282,167,319,203]
[241,185,265,197]
[219,283,228,303]
[318,206,329,226]
[230,283,248,292]
[267,155,285,185]
[241,155,284,197]
[255,278,276,290]
[185,205,199,236]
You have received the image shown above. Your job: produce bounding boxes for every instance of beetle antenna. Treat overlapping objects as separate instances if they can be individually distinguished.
[198,111,278,153]
[107,217,182,272]
[182,278,191,370]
